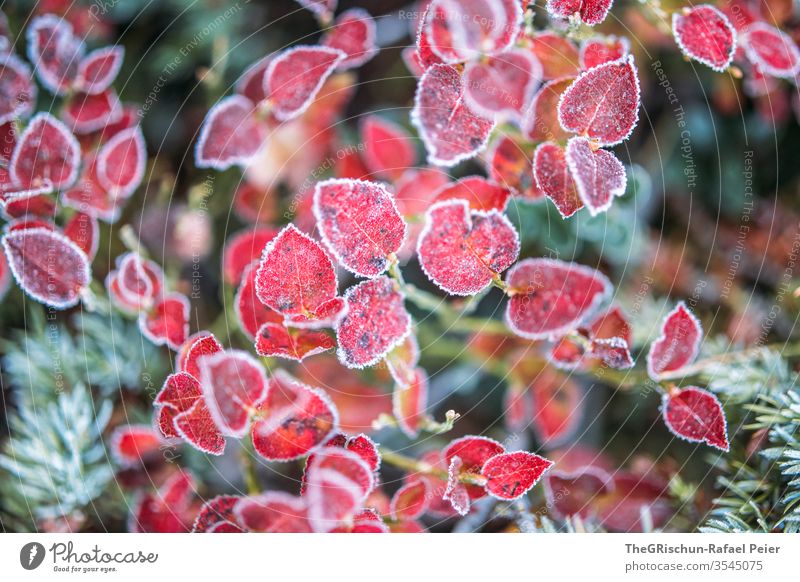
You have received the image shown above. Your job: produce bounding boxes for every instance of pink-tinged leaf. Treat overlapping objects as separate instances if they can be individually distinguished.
[385,334,421,386]
[192,495,244,533]
[255,322,335,361]
[0,54,37,124]
[63,211,99,259]
[528,32,580,80]
[252,370,339,461]
[391,479,431,521]
[2,227,90,309]
[580,35,630,70]
[301,432,381,493]
[109,424,163,467]
[0,121,16,161]
[549,334,586,370]
[255,224,339,320]
[557,55,640,147]
[235,55,272,103]
[335,276,411,368]
[62,168,122,223]
[488,136,542,200]
[463,49,542,119]
[360,116,416,181]
[505,258,612,340]
[75,45,124,94]
[533,141,583,218]
[3,217,55,233]
[1,191,57,220]
[646,301,703,380]
[588,336,633,369]
[349,517,390,533]
[138,292,190,350]
[177,331,224,379]
[313,178,407,278]
[594,472,672,532]
[415,8,445,69]
[524,77,575,143]
[411,64,496,167]
[295,0,337,21]
[155,372,203,438]
[321,9,378,70]
[306,448,374,532]
[546,0,613,26]
[591,305,632,344]
[129,471,195,532]
[235,492,312,533]
[663,386,729,451]
[418,199,519,296]
[284,297,347,329]
[265,46,345,121]
[432,176,512,212]
[425,0,523,63]
[114,252,163,312]
[26,15,84,95]
[198,350,268,438]
[531,368,583,445]
[392,367,429,438]
[402,47,426,77]
[672,6,736,72]
[504,382,535,432]
[10,113,80,189]
[393,168,449,217]
[222,227,278,285]
[444,435,505,499]
[742,22,800,78]
[63,89,123,134]
[96,125,146,198]
[565,137,627,216]
[235,262,283,339]
[195,95,264,170]
[173,398,226,455]
[482,451,554,500]
[444,457,471,515]
[544,466,614,519]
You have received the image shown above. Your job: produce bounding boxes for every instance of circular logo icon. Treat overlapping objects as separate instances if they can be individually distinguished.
[20,542,46,570]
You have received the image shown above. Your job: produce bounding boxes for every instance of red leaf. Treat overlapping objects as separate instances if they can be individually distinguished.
[531,368,583,445]
[112,252,163,312]
[75,46,124,94]
[222,227,278,285]
[63,211,99,259]
[588,336,634,369]
[177,332,224,379]
[546,0,613,26]
[265,46,345,121]
[463,49,542,119]
[313,178,407,277]
[663,386,729,451]
[235,492,312,532]
[580,35,630,70]
[481,451,554,500]
[528,32,580,80]
[418,199,519,295]
[335,276,411,368]
[432,176,512,212]
[199,350,268,438]
[672,6,736,72]
[195,95,265,169]
[173,398,226,455]
[63,89,123,134]
[62,165,123,223]
[320,8,377,70]
[138,292,190,350]
[444,457,471,515]
[505,258,612,340]
[523,77,574,143]
[0,54,37,124]
[305,447,374,532]
[557,56,640,146]
[2,227,90,309]
[96,125,146,198]
[385,334,421,386]
[594,473,672,532]
[235,55,272,104]
[646,302,703,380]
[360,115,416,181]
[235,262,283,339]
[544,466,613,519]
[110,424,163,467]
[444,435,505,500]
[415,8,445,70]
[255,322,335,361]
[10,113,80,189]
[393,168,449,217]
[26,15,84,95]
[488,136,542,200]
[284,297,347,329]
[411,64,495,167]
[392,367,429,438]
[255,224,339,320]
[295,0,337,20]
[742,22,800,78]
[425,0,522,63]
[533,141,583,218]
[301,433,381,493]
[192,496,244,533]
[155,372,203,412]
[390,479,431,521]
[129,471,195,532]
[251,370,339,461]
[565,137,627,216]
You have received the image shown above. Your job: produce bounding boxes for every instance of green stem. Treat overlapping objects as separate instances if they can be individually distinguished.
[379,447,486,486]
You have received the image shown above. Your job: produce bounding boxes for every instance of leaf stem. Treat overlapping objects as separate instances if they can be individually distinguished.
[378,447,486,486]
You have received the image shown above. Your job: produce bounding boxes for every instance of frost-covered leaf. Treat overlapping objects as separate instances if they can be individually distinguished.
[565,137,627,216]
[672,5,736,72]
[662,386,729,451]
[481,451,554,500]
[646,301,703,380]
